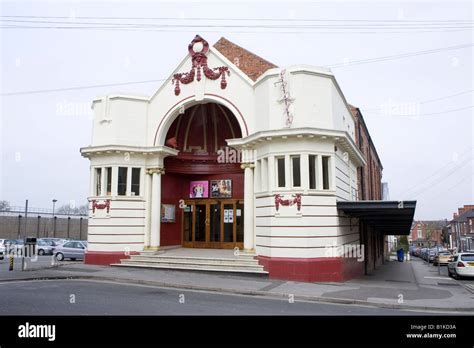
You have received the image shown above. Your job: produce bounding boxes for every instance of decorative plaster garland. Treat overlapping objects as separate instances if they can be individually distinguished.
[172,35,230,96]
[274,193,302,212]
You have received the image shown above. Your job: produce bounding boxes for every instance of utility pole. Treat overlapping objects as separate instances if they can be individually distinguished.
[24,199,28,239]
[52,199,57,238]
[21,200,28,272]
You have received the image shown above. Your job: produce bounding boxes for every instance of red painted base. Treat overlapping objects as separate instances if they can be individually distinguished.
[84,251,139,265]
[257,256,364,282]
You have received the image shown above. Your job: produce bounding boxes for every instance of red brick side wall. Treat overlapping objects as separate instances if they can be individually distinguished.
[351,106,384,274]
[85,251,139,265]
[257,256,364,282]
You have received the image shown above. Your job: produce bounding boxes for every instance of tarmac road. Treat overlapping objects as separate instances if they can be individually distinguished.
[0,279,434,316]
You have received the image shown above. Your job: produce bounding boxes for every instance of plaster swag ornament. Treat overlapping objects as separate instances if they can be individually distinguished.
[274,193,302,212]
[92,199,110,214]
[172,35,230,96]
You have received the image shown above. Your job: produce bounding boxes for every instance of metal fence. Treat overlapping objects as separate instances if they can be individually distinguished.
[2,206,87,217]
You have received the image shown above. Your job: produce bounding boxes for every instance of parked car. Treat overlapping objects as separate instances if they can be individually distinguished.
[413,247,422,257]
[37,239,56,246]
[8,239,24,252]
[36,240,55,256]
[41,238,68,246]
[0,239,16,257]
[0,239,7,259]
[54,240,87,261]
[428,249,438,263]
[433,251,453,266]
[448,253,474,279]
[420,248,429,260]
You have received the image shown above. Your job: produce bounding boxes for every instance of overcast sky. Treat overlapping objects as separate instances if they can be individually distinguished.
[1,0,472,220]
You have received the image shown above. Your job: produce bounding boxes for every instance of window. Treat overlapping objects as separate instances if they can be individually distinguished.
[277,157,285,188]
[117,167,127,196]
[261,158,268,191]
[351,187,357,200]
[309,155,316,189]
[291,156,301,187]
[460,254,474,261]
[322,156,330,190]
[105,167,112,195]
[131,168,141,196]
[95,168,102,196]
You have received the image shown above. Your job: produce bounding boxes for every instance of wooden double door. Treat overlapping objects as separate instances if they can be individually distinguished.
[182,199,244,249]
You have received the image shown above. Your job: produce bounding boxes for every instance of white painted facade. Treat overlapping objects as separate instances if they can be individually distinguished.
[81,37,366,260]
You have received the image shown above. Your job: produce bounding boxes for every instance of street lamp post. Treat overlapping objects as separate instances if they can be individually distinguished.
[52,199,57,238]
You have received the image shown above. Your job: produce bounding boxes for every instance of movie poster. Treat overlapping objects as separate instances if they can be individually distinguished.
[189,181,209,198]
[161,204,176,223]
[210,179,232,198]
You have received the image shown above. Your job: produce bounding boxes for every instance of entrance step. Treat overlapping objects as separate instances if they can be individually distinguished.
[126,255,258,265]
[111,251,268,276]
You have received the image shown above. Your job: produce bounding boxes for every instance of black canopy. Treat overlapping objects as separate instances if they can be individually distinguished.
[337,200,416,235]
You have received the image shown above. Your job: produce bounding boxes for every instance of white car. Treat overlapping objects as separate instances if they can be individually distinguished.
[0,239,6,259]
[448,253,474,279]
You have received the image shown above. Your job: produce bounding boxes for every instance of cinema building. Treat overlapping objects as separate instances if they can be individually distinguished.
[81,36,416,282]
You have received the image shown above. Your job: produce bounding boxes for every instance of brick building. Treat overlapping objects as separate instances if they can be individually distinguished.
[450,205,474,251]
[349,106,386,273]
[350,106,383,202]
[409,220,447,247]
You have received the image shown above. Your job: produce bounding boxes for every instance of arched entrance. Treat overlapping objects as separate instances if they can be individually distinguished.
[160,102,245,249]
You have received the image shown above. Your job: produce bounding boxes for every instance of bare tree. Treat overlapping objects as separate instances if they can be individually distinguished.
[56,203,89,216]
[77,204,89,216]
[56,204,74,215]
[0,200,11,211]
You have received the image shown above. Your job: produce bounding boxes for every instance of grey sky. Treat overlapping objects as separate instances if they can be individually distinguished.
[1,0,472,220]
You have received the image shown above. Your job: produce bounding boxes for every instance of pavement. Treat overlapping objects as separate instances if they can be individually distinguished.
[0,255,473,313]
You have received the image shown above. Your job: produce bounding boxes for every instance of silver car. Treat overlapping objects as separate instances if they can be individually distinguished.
[36,240,55,256]
[40,238,68,246]
[54,240,87,261]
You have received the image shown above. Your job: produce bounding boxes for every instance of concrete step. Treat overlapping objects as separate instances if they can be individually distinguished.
[111,262,269,275]
[130,255,258,265]
[112,249,266,275]
[118,259,265,271]
[139,252,257,260]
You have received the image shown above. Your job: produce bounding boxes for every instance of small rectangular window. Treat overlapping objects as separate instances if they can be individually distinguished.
[309,155,316,189]
[291,156,301,187]
[118,167,127,196]
[322,156,330,190]
[277,157,285,188]
[131,168,141,196]
[95,168,102,196]
[105,167,112,195]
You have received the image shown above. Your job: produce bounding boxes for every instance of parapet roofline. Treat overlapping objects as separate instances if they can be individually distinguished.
[227,127,366,167]
[92,94,150,103]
